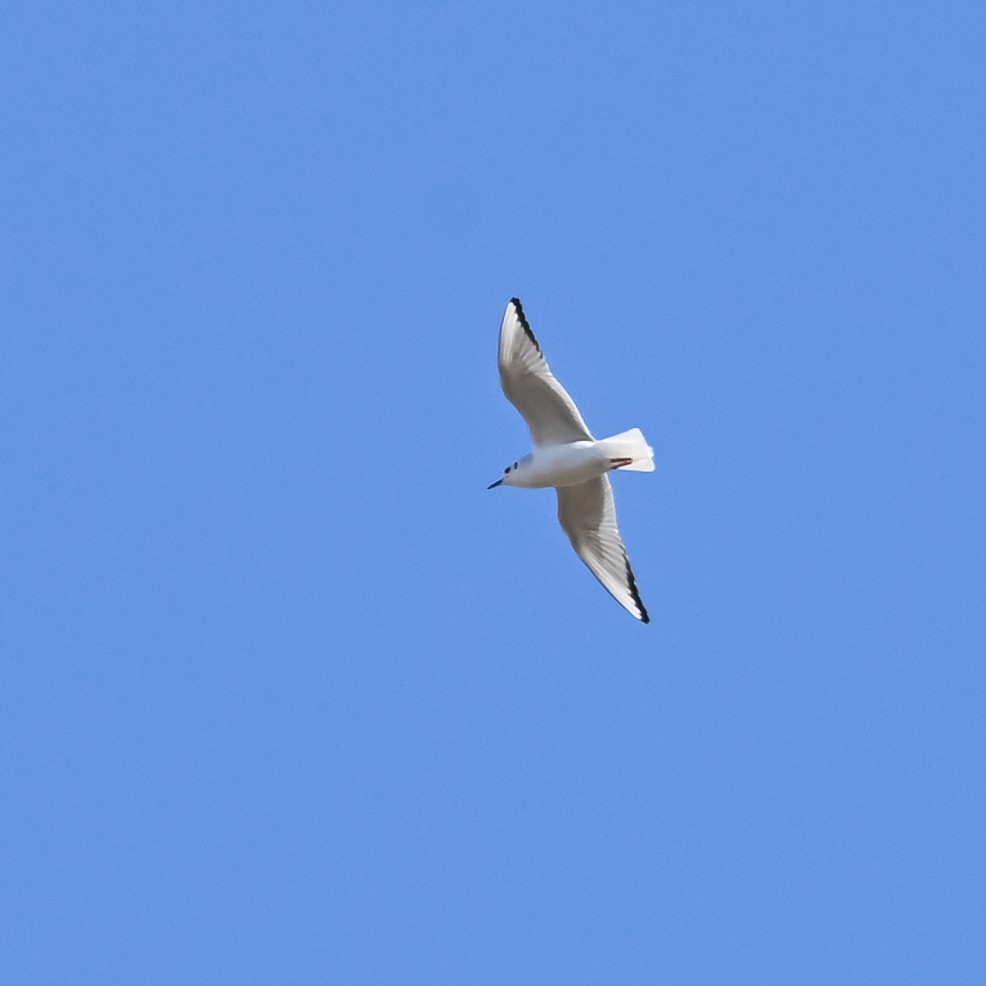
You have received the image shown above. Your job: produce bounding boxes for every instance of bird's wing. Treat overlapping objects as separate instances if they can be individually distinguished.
[556,476,649,623]
[498,298,594,447]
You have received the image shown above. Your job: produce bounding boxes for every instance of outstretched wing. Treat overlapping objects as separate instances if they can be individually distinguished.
[498,298,593,447]
[557,476,649,623]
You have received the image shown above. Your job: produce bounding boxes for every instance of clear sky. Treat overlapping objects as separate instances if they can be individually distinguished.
[3,2,985,983]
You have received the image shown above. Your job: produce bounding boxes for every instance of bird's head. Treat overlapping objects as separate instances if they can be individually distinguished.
[487,458,525,489]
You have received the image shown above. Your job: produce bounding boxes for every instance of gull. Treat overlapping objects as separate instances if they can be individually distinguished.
[488,298,654,623]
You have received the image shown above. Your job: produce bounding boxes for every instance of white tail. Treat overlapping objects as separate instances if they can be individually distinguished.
[599,427,655,472]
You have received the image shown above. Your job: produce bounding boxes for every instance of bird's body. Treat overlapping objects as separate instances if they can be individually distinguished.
[489,298,654,623]
[494,435,652,490]
[495,441,599,489]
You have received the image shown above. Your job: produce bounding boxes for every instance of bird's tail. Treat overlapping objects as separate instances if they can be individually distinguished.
[598,428,655,471]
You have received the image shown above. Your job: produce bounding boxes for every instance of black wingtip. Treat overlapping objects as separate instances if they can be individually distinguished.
[508,297,540,353]
[624,553,650,624]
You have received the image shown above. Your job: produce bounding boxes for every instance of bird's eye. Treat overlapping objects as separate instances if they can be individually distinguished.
[513,462,518,469]
[504,467,509,474]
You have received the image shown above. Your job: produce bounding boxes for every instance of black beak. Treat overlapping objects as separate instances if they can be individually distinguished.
[487,479,503,489]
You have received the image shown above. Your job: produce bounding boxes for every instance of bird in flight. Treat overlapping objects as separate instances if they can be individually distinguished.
[488,298,654,623]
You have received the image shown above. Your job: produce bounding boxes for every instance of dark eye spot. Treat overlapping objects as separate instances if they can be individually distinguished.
[514,462,518,469]
[504,467,509,474]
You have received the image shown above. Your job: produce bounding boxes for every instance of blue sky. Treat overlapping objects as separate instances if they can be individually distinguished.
[3,1,985,982]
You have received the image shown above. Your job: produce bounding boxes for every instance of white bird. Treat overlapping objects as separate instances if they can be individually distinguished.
[488,298,654,623]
